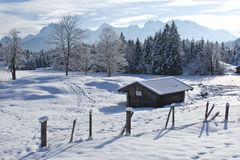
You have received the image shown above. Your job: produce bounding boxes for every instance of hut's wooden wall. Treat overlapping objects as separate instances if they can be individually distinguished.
[126,83,185,108]
[236,67,240,74]
[127,83,159,107]
[158,91,185,106]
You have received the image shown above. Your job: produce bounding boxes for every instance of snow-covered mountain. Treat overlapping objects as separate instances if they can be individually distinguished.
[83,20,165,44]
[0,20,237,52]
[224,38,240,49]
[21,23,57,52]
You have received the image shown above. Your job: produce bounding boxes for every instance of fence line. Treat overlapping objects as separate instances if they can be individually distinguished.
[44,111,125,148]
[38,103,240,148]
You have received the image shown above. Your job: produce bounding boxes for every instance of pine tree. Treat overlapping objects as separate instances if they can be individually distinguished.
[152,30,163,74]
[181,39,191,65]
[125,40,135,73]
[132,38,144,73]
[190,39,195,57]
[194,38,205,74]
[118,32,128,72]
[143,36,154,73]
[153,22,182,75]
[166,21,182,75]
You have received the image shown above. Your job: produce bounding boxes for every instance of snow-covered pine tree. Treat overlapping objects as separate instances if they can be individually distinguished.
[220,42,232,64]
[38,49,49,68]
[193,38,205,74]
[143,36,154,73]
[118,32,128,72]
[153,22,182,75]
[197,41,225,75]
[231,47,240,66]
[199,40,212,74]
[132,38,144,73]
[166,21,182,75]
[19,50,36,70]
[219,42,225,61]
[190,39,196,60]
[152,30,163,74]
[125,39,136,73]
[181,39,191,66]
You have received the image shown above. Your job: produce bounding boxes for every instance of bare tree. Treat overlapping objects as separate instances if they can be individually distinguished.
[97,27,127,77]
[7,29,22,80]
[51,14,84,76]
[69,43,94,75]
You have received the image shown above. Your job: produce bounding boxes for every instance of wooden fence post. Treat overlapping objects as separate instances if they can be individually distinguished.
[69,119,77,143]
[171,103,175,128]
[88,109,93,140]
[119,111,134,136]
[206,104,215,120]
[38,116,48,148]
[210,112,220,121]
[126,107,133,136]
[225,103,230,122]
[165,107,172,129]
[204,101,209,121]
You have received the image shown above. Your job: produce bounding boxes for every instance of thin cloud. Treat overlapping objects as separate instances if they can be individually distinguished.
[201,0,240,13]
[0,0,239,37]
[164,0,220,7]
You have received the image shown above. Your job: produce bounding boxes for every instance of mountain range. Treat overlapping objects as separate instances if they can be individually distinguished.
[0,20,237,52]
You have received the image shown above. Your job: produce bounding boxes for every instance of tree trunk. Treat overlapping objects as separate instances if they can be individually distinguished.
[65,56,69,76]
[12,57,16,80]
[107,66,111,77]
[65,69,68,76]
[65,63,69,76]
[210,56,214,75]
[85,67,88,76]
[65,51,69,76]
[65,43,71,76]
[107,71,111,77]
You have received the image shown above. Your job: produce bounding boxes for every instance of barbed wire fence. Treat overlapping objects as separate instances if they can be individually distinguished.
[40,111,126,148]
[38,102,240,149]
[131,103,240,137]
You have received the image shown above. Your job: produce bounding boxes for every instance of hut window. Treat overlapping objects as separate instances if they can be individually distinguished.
[136,90,142,96]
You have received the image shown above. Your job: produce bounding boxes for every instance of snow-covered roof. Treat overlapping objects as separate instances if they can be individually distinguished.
[119,77,193,95]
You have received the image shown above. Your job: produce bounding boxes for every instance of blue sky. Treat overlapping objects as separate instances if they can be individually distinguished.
[0,0,240,37]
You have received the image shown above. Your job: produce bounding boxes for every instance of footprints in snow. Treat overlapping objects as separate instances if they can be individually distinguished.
[191,151,208,159]
[65,80,96,111]
[191,143,238,159]
[224,142,234,146]
[191,146,216,160]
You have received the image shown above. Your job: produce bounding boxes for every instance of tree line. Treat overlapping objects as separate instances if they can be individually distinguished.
[1,15,239,80]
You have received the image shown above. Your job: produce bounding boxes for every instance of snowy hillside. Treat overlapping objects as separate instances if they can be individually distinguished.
[1,70,240,159]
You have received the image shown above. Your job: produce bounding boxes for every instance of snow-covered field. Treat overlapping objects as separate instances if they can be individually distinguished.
[1,69,240,160]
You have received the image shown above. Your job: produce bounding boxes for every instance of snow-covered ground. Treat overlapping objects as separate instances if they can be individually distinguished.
[0,69,240,160]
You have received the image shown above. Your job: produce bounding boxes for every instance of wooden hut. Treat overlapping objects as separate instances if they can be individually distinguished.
[236,66,240,74]
[118,77,193,108]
